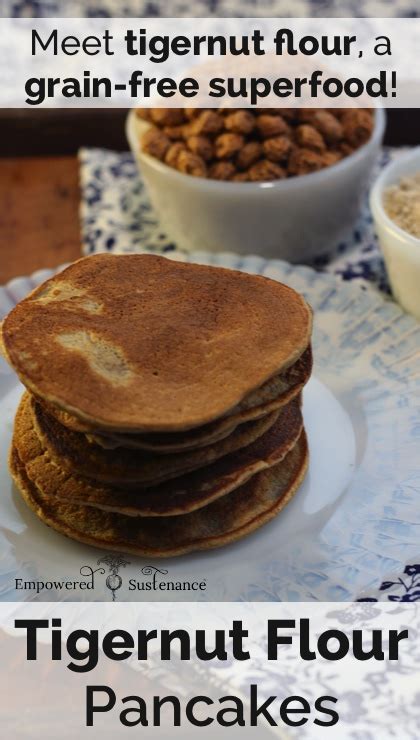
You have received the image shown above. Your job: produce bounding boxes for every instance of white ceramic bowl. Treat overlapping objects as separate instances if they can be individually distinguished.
[127,108,385,263]
[370,147,420,322]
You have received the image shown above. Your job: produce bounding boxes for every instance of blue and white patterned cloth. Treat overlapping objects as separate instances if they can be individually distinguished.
[79,146,399,294]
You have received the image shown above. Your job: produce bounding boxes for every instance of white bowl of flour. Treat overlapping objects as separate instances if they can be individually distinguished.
[370,147,420,322]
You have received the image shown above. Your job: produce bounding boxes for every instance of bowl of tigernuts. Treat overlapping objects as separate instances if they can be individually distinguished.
[126,106,385,262]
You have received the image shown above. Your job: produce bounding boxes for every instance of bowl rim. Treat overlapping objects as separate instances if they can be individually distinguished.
[369,145,420,246]
[127,107,386,193]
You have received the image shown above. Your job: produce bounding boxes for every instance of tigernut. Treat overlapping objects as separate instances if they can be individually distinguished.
[162,125,186,141]
[256,114,290,138]
[312,111,343,143]
[186,135,214,161]
[224,110,255,135]
[321,150,342,167]
[295,125,326,153]
[191,110,224,135]
[231,171,251,182]
[248,160,286,181]
[214,133,244,159]
[236,141,262,170]
[177,149,207,177]
[288,148,325,176]
[208,161,236,180]
[141,128,170,161]
[150,108,185,126]
[263,136,293,163]
[341,109,374,147]
[165,142,186,168]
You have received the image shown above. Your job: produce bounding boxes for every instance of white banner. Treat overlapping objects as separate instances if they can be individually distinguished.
[1,601,419,738]
[0,17,419,107]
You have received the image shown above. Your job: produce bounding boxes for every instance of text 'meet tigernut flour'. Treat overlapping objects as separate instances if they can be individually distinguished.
[384,173,420,239]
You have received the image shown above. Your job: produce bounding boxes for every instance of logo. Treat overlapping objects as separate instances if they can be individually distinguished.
[15,557,206,599]
[97,555,130,601]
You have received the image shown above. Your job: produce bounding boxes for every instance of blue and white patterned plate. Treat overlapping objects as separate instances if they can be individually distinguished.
[0,252,419,602]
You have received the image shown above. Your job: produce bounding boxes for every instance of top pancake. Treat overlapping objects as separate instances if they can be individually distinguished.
[2,253,312,432]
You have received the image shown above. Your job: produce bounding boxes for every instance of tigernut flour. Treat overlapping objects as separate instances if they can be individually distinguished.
[138,107,374,182]
[384,173,420,239]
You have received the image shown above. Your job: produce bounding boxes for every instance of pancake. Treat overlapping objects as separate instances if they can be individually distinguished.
[0,321,6,358]
[51,346,312,452]
[86,392,281,451]
[2,253,312,432]
[14,391,303,516]
[10,433,308,558]
[30,394,280,487]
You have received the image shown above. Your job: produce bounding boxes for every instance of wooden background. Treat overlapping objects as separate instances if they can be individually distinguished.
[0,109,418,284]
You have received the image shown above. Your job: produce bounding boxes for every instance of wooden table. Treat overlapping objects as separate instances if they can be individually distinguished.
[0,110,129,284]
[0,156,81,284]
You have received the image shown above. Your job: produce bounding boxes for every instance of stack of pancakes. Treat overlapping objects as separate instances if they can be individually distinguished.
[2,254,312,557]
